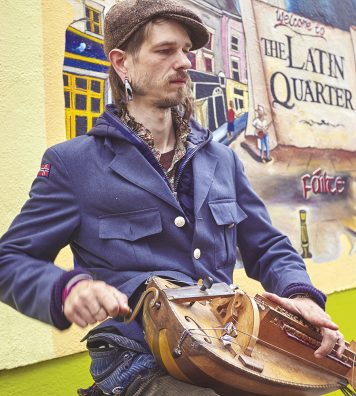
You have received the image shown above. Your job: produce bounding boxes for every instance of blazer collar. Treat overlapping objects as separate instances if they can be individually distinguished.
[109,141,182,211]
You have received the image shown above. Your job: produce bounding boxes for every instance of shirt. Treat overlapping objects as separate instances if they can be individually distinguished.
[115,103,190,191]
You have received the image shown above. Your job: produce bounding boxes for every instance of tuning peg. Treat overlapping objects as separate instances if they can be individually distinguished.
[199,276,214,291]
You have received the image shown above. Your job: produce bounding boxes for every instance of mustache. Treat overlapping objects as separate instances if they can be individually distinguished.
[168,71,190,83]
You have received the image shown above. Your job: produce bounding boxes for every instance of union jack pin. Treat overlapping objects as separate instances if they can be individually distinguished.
[38,163,51,178]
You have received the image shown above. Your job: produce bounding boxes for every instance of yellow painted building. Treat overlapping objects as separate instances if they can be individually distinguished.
[0,0,95,370]
[225,78,248,115]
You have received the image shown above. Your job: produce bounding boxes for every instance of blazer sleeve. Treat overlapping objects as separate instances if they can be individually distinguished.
[232,151,325,307]
[0,147,81,326]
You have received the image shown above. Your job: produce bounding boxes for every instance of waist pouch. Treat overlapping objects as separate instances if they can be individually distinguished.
[86,331,158,395]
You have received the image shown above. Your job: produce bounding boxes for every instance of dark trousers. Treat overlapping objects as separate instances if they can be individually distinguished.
[123,368,219,396]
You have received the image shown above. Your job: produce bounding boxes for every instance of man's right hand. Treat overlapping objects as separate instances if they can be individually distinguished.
[63,280,130,328]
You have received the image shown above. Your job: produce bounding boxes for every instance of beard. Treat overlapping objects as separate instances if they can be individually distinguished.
[131,71,191,108]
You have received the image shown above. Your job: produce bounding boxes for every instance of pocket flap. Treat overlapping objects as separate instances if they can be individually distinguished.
[99,208,162,241]
[208,200,247,226]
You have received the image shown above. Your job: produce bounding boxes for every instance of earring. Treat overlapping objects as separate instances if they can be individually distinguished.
[124,77,133,102]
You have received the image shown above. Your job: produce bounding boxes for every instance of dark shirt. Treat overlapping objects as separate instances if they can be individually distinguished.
[159,149,175,171]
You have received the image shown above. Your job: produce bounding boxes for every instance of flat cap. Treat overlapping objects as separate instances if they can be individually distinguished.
[104,0,210,55]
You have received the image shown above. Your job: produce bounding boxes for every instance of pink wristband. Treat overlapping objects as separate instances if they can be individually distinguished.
[61,274,93,306]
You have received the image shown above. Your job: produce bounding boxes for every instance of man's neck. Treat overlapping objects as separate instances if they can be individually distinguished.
[127,100,175,153]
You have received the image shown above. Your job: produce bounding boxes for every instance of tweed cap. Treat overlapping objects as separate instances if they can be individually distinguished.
[104,0,210,55]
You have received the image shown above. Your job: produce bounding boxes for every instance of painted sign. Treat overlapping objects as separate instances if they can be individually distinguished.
[242,0,356,151]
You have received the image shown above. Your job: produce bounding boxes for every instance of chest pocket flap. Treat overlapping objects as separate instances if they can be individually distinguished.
[208,200,247,226]
[99,207,162,241]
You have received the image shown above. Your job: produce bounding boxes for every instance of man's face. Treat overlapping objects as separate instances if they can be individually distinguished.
[126,19,192,108]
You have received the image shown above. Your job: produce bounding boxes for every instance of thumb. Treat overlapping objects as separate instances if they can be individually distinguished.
[262,292,299,315]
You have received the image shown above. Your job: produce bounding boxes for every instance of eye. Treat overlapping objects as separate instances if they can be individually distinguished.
[157,48,172,54]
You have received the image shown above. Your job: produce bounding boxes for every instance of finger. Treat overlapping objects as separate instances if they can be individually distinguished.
[93,307,109,322]
[73,305,98,325]
[97,289,124,318]
[262,292,298,314]
[67,293,100,325]
[265,292,339,330]
[71,312,90,328]
[300,306,338,330]
[315,328,339,358]
[335,333,346,358]
[308,313,338,331]
[110,287,130,314]
[85,299,102,318]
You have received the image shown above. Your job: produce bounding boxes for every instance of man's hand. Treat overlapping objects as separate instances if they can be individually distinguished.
[63,280,130,328]
[263,292,345,359]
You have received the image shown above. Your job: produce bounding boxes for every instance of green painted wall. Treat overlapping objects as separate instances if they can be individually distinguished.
[0,288,355,395]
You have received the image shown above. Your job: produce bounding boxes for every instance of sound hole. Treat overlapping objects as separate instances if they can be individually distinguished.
[185,315,212,344]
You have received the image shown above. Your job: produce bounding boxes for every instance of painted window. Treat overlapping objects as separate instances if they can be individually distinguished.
[231,60,240,81]
[231,35,239,52]
[187,51,197,70]
[233,88,244,111]
[63,72,104,139]
[202,27,215,73]
[204,56,213,73]
[204,32,213,50]
[85,5,103,35]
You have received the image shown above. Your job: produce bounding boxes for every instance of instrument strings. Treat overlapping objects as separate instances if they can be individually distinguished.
[341,387,356,396]
[183,325,355,389]
[351,353,356,395]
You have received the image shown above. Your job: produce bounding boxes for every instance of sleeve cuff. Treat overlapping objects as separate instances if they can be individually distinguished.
[50,268,93,330]
[281,283,327,310]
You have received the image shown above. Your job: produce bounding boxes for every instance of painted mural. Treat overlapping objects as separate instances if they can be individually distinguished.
[62,0,356,286]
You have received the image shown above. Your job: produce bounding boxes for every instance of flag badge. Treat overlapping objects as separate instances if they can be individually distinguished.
[38,163,51,178]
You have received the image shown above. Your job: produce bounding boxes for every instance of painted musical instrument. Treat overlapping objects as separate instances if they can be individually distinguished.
[256,121,272,138]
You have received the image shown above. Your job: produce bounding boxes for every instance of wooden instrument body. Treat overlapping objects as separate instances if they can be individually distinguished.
[140,277,355,396]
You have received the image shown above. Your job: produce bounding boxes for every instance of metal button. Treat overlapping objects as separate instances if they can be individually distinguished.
[193,248,201,260]
[174,216,186,228]
[227,223,235,229]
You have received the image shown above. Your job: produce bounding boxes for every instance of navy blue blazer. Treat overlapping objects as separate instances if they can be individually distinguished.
[0,106,320,340]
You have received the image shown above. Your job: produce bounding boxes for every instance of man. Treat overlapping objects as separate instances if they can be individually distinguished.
[0,1,345,395]
[252,105,271,163]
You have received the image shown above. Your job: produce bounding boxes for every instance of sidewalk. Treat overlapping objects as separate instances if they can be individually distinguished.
[240,136,356,174]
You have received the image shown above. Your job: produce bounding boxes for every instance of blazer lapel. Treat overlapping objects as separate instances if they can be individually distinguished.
[193,149,218,214]
[109,143,182,211]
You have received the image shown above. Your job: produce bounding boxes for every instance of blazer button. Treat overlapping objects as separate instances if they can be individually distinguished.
[174,216,186,228]
[193,248,201,260]
[227,223,235,229]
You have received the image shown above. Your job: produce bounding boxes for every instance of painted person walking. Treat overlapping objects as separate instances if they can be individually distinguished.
[227,100,237,139]
[252,105,272,163]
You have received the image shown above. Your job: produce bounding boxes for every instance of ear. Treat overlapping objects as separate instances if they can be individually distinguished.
[109,49,128,82]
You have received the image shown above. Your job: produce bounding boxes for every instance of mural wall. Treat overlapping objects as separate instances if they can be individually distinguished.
[237,0,356,272]
[62,0,355,284]
[0,0,355,371]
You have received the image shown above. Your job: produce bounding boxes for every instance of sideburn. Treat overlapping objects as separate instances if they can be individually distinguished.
[109,66,193,121]
[109,66,124,105]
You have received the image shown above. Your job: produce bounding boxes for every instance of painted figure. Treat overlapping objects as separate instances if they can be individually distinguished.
[252,104,272,163]
[0,1,345,395]
[227,100,237,139]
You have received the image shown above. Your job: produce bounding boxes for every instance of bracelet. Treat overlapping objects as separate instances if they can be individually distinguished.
[61,273,93,307]
[288,293,317,304]
[289,293,311,299]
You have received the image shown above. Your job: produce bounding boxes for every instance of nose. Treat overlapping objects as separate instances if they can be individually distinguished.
[174,50,192,70]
